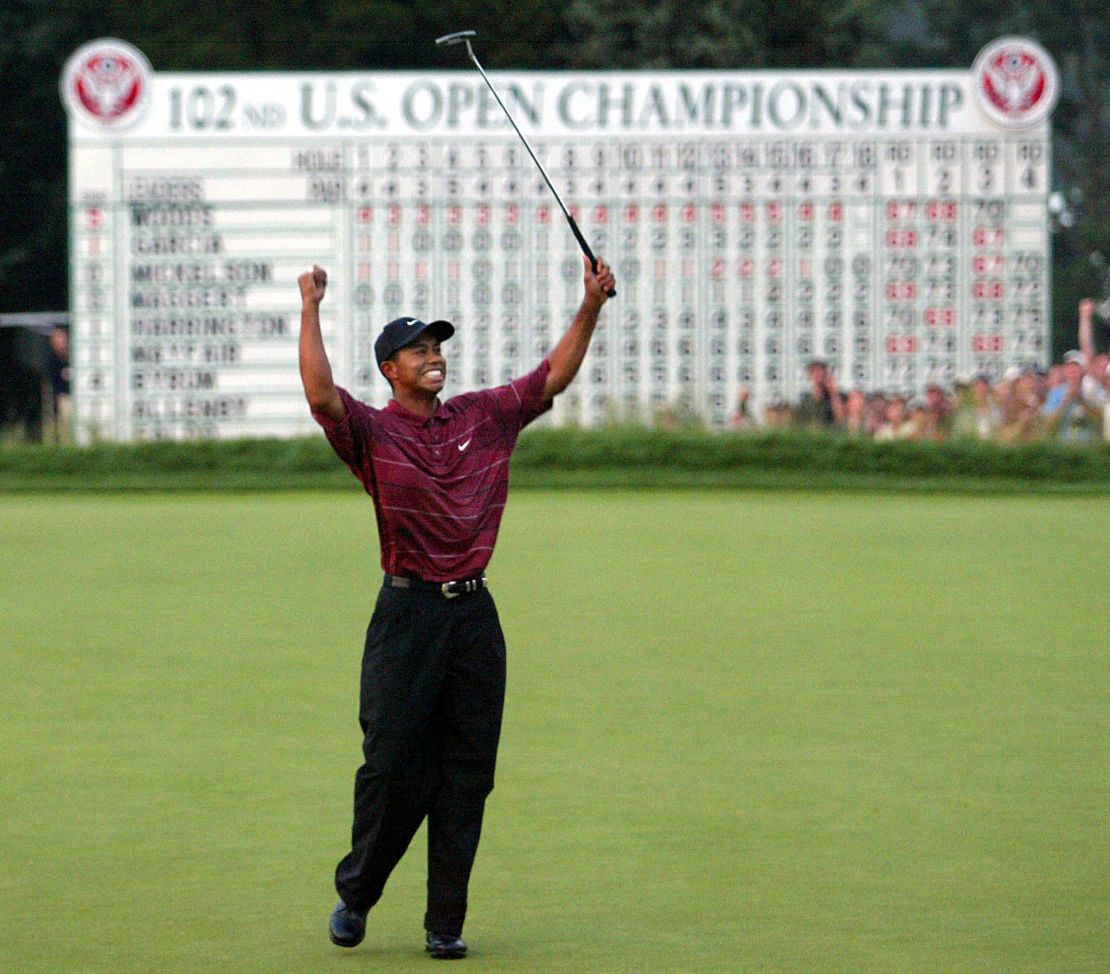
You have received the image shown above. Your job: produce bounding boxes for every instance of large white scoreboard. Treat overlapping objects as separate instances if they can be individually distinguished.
[63,37,1058,441]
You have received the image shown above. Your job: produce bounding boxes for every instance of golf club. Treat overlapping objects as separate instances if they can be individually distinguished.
[435,29,616,297]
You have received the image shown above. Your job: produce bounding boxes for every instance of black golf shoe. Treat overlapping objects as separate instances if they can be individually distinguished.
[425,931,468,959]
[328,899,367,948]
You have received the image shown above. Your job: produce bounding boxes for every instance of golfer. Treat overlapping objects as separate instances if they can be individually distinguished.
[298,255,615,959]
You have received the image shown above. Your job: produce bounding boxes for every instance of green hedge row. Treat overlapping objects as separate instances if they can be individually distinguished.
[2,428,1109,492]
[514,428,1110,482]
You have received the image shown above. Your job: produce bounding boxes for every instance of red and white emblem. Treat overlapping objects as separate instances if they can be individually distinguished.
[61,38,152,130]
[972,37,1058,129]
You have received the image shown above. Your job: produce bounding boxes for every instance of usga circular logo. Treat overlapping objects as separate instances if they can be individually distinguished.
[60,38,153,130]
[972,36,1058,129]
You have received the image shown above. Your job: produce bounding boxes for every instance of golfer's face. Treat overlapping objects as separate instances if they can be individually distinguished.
[393,337,446,394]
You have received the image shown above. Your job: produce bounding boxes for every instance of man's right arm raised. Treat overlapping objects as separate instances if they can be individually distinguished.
[298,265,345,421]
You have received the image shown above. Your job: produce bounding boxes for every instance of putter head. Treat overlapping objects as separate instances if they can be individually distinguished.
[435,30,477,48]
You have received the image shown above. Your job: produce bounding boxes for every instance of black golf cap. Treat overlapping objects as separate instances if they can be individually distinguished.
[374,316,455,367]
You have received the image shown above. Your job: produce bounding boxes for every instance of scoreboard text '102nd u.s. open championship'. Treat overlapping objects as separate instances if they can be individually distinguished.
[62,36,1057,441]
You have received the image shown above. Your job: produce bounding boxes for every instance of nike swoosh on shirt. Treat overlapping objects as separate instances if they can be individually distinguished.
[458,438,472,452]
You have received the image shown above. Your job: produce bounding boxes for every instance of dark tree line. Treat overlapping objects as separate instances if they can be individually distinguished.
[1,0,1106,351]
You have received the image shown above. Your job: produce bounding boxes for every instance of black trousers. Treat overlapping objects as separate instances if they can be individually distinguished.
[335,584,507,936]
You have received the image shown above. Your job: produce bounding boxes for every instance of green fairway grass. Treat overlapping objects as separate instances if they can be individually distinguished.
[1,490,1107,973]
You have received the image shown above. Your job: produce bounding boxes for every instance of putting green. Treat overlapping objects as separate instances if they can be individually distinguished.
[1,491,1106,973]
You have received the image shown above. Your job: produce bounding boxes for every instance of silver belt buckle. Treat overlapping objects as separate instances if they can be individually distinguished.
[442,577,485,599]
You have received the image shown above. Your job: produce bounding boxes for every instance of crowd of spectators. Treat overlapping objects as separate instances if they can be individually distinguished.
[741,300,1110,444]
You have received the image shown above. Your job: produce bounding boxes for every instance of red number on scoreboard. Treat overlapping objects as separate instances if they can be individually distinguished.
[624,204,639,223]
[886,282,917,300]
[972,254,1006,275]
[972,280,1005,300]
[926,200,957,221]
[886,335,919,354]
[740,202,756,223]
[681,203,696,222]
[885,229,918,248]
[972,226,1005,246]
[827,202,843,222]
[924,307,956,327]
[972,334,1005,352]
[594,205,608,224]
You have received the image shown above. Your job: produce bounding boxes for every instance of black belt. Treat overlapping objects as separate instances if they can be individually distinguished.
[384,573,488,599]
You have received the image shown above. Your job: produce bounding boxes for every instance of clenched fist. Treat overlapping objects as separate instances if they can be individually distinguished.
[299,265,328,306]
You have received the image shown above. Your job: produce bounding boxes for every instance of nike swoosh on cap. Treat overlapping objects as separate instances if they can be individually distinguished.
[458,438,472,451]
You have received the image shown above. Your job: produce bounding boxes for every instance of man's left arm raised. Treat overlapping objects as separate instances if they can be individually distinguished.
[542,255,616,403]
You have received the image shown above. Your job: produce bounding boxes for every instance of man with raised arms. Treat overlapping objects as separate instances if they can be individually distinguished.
[298,255,615,959]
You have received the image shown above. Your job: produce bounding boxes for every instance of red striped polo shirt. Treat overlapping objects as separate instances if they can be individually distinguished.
[313,360,551,582]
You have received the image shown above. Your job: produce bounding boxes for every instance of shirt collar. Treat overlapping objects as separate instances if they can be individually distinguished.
[385,397,445,425]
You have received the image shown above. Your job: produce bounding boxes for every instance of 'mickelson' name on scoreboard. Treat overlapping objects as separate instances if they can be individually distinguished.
[63,36,1058,442]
